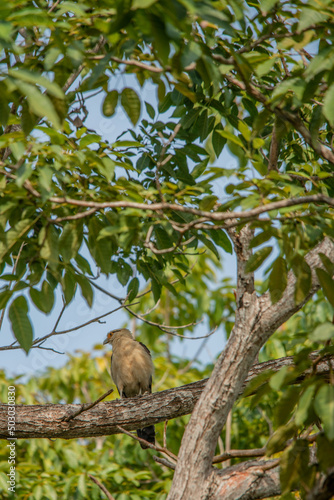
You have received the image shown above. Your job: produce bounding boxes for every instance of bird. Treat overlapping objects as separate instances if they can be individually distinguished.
[103,328,155,449]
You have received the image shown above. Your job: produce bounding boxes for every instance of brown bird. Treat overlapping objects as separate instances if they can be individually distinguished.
[103,328,155,449]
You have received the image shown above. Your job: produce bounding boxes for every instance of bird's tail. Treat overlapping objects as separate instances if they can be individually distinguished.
[137,425,155,449]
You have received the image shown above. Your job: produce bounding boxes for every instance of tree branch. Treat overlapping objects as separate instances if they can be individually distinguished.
[0,351,332,440]
[209,460,281,500]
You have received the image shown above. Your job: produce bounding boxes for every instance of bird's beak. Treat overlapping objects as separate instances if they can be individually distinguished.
[103,337,109,345]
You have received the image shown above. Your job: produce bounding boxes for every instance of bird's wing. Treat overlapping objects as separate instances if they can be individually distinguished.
[138,341,151,357]
[138,342,152,393]
[110,353,126,397]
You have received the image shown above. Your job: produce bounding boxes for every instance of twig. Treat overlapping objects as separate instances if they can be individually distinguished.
[62,389,114,422]
[36,346,65,354]
[0,301,139,351]
[261,459,280,471]
[179,334,212,374]
[153,456,176,470]
[212,433,321,465]
[268,121,280,172]
[50,208,100,224]
[36,302,140,345]
[163,421,168,449]
[88,475,115,500]
[48,0,61,13]
[117,426,177,461]
[155,123,181,202]
[52,297,67,333]
[212,446,266,464]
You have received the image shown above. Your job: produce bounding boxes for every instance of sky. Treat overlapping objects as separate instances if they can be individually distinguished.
[0,76,241,378]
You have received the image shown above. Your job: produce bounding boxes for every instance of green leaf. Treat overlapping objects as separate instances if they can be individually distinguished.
[274,386,300,427]
[198,234,220,260]
[266,420,297,456]
[8,69,64,99]
[150,277,161,303]
[199,195,218,211]
[75,254,93,276]
[145,101,155,119]
[8,295,33,353]
[308,322,334,343]
[15,81,61,129]
[295,384,316,426]
[259,0,279,14]
[40,226,59,268]
[0,290,13,309]
[21,100,36,135]
[150,17,169,64]
[280,440,309,494]
[323,83,334,127]
[314,385,334,440]
[191,159,209,179]
[305,47,334,81]
[217,129,244,148]
[79,134,101,148]
[292,255,311,304]
[269,257,287,303]
[154,225,173,250]
[102,90,119,117]
[319,253,334,276]
[245,246,272,273]
[212,128,226,158]
[117,261,133,286]
[132,0,158,9]
[63,449,79,469]
[62,271,77,305]
[271,77,302,102]
[317,434,334,472]
[299,6,329,31]
[121,88,141,126]
[77,474,87,497]
[0,93,9,127]
[76,275,93,307]
[316,268,334,308]
[30,281,54,314]
[249,230,272,249]
[0,218,36,263]
[59,224,82,263]
[269,366,289,391]
[127,277,139,303]
[208,229,232,254]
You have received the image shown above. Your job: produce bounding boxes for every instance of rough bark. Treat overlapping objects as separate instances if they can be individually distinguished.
[0,351,332,440]
[167,236,334,500]
[209,460,280,500]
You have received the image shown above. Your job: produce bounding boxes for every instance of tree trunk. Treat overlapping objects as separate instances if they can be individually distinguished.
[167,236,334,500]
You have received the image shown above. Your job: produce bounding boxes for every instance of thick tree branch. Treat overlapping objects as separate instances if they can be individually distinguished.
[209,460,281,500]
[0,351,332,440]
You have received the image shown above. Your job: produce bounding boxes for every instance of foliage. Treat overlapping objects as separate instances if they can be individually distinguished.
[0,0,334,498]
[1,0,334,348]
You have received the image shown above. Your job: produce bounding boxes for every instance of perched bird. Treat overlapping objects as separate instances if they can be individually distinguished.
[103,328,155,449]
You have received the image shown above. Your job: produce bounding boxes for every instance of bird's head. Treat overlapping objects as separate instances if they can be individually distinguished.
[103,328,132,345]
